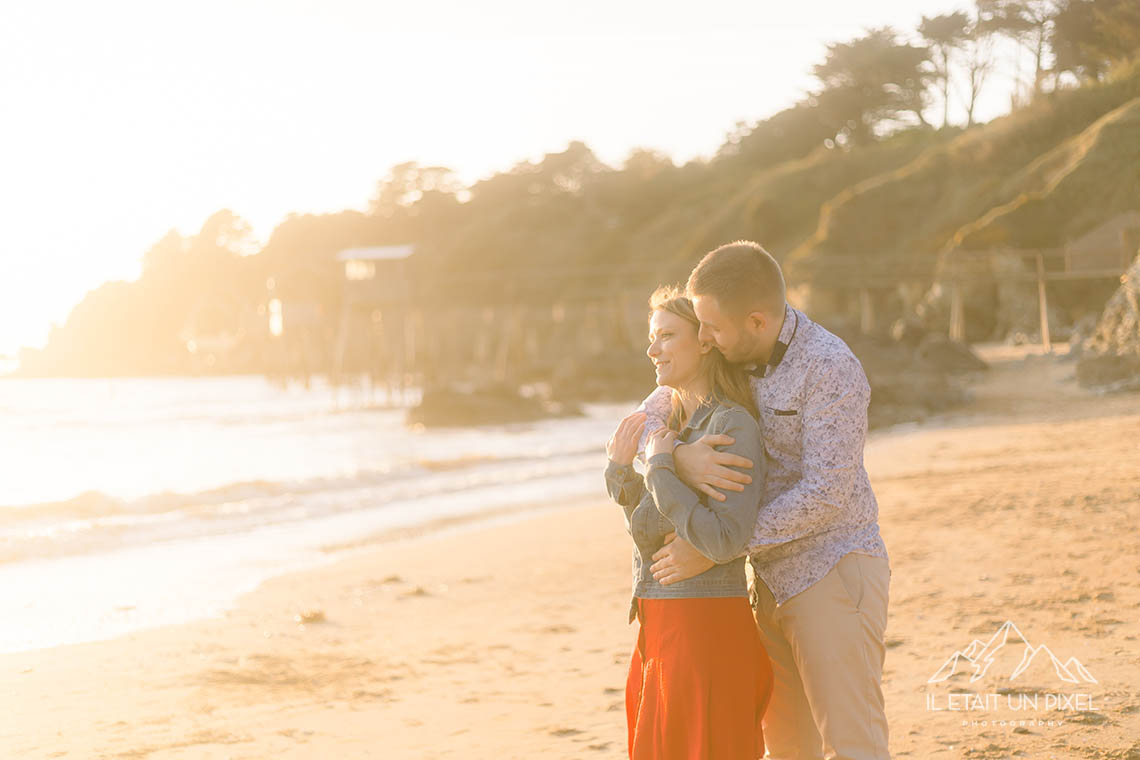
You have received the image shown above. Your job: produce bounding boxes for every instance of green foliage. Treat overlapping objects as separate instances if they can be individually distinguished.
[811,27,933,143]
[919,11,972,128]
[1053,0,1140,81]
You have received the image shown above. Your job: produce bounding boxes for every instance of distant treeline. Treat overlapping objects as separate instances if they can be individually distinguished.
[17,0,1140,377]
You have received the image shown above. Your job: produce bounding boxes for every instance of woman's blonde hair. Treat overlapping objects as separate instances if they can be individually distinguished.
[648,284,759,431]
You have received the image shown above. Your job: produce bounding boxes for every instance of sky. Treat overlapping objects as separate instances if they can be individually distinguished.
[0,0,1008,357]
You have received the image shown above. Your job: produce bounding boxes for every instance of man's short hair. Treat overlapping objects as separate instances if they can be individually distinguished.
[686,240,786,316]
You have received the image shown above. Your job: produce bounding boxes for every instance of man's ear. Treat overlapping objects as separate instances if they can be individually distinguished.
[745,311,766,333]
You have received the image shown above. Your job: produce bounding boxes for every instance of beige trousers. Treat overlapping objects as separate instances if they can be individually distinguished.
[749,552,891,760]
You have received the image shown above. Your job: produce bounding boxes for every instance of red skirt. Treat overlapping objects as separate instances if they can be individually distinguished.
[626,596,773,760]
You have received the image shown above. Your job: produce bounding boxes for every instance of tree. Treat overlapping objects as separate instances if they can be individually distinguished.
[812,27,933,145]
[200,209,258,256]
[370,162,463,218]
[1053,0,1110,80]
[977,0,1061,100]
[957,14,999,125]
[142,229,189,276]
[716,102,836,165]
[1094,0,1140,61]
[1053,0,1140,81]
[919,12,971,127]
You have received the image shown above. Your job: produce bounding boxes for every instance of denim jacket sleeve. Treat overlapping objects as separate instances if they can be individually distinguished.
[642,406,766,564]
[605,458,645,533]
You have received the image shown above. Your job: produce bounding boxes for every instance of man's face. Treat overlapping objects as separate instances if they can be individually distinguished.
[692,294,754,364]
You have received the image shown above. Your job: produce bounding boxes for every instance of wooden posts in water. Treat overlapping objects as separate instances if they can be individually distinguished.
[943,245,1135,348]
[1122,227,1140,272]
[859,288,875,334]
[949,283,966,343]
[492,304,524,384]
[1035,251,1052,352]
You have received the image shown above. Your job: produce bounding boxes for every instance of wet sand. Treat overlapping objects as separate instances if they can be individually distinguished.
[2,345,1138,759]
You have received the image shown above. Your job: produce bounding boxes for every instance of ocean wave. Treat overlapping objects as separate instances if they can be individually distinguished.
[0,443,605,526]
[0,446,606,565]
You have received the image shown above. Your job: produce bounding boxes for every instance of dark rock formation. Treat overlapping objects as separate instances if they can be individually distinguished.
[834,322,988,429]
[549,351,657,404]
[842,334,970,429]
[915,333,990,374]
[408,384,582,428]
[1077,251,1140,390]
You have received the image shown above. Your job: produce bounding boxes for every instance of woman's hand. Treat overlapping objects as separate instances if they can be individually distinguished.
[606,412,646,466]
[645,426,677,460]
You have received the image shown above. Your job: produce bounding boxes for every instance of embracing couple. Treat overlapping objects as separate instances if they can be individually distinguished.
[605,241,891,760]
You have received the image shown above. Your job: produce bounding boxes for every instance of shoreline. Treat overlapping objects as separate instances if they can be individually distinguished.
[0,476,602,656]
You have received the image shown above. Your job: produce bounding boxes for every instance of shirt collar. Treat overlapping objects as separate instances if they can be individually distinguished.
[745,303,797,378]
[682,398,716,431]
[775,303,796,346]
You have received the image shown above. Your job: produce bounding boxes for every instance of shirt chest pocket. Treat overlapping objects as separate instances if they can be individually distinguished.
[760,405,802,457]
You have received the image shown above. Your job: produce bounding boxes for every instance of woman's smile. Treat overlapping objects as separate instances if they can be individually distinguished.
[647,309,704,389]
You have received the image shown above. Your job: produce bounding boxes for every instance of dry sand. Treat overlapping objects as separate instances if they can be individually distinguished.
[2,345,1138,759]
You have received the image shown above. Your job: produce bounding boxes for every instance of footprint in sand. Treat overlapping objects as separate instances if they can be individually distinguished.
[540,624,577,634]
[549,728,584,737]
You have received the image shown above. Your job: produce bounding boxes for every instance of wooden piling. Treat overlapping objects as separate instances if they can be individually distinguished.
[1035,252,1051,352]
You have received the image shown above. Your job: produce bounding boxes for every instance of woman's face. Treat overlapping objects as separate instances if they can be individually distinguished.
[647,309,706,389]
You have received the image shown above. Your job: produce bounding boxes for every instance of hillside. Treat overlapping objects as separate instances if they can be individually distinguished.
[789,61,1140,276]
[953,96,1140,250]
[626,130,944,281]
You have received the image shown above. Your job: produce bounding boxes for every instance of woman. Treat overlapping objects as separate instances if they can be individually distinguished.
[605,285,773,760]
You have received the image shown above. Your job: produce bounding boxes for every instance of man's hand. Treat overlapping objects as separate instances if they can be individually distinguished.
[672,434,754,502]
[651,532,716,585]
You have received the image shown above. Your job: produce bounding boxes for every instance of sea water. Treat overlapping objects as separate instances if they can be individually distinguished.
[0,375,629,652]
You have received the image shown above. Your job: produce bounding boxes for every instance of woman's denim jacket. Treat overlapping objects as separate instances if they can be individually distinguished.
[604,398,766,624]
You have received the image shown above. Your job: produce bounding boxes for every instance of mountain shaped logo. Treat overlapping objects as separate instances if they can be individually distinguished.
[928,621,1097,685]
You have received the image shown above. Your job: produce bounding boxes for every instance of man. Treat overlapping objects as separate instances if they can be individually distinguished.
[635,240,891,760]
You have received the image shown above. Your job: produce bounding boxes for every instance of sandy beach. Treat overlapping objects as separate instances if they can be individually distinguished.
[3,346,1138,759]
